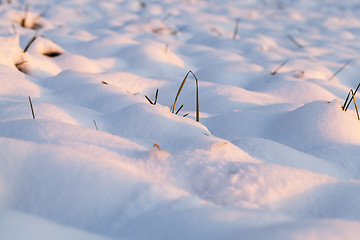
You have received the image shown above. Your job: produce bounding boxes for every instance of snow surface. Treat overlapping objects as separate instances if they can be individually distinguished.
[1,0,360,239]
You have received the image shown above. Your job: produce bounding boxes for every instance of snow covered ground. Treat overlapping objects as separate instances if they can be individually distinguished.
[1,0,360,239]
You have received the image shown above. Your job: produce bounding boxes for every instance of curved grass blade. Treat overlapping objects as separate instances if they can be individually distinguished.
[343,83,360,111]
[351,90,360,120]
[172,71,199,122]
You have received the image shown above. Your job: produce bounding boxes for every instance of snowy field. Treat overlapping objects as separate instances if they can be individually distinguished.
[2,0,360,239]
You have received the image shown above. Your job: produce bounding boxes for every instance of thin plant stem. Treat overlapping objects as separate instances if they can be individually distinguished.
[232,18,239,40]
[28,96,35,119]
[351,90,360,120]
[287,34,303,49]
[172,71,199,122]
[328,60,352,81]
[175,104,183,115]
[21,4,29,27]
[145,89,158,105]
[93,120,99,130]
[271,58,289,75]
[24,32,38,53]
[343,83,360,111]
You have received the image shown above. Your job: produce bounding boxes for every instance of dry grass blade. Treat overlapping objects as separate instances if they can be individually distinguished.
[351,90,360,120]
[93,120,98,130]
[342,83,360,110]
[328,60,352,81]
[342,84,360,120]
[172,71,199,122]
[28,96,35,119]
[161,13,172,23]
[232,18,240,40]
[271,58,289,75]
[145,89,158,105]
[21,4,29,28]
[287,34,303,49]
[23,32,38,53]
[175,104,183,115]
[345,84,360,111]
[342,90,352,110]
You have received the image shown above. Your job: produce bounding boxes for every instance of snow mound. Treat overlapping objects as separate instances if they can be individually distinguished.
[270,100,360,151]
[0,64,40,98]
[103,103,210,146]
[0,209,112,240]
[233,137,344,178]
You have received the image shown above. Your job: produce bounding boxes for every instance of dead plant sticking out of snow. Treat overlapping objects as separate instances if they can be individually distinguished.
[287,34,303,49]
[20,4,42,30]
[23,32,38,53]
[328,59,352,81]
[145,89,159,105]
[271,58,289,75]
[172,70,199,122]
[20,4,28,28]
[93,120,99,130]
[28,96,35,119]
[342,82,360,120]
[144,71,199,121]
[232,18,240,39]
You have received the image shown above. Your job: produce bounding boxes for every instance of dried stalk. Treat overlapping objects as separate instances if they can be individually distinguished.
[328,60,352,81]
[28,96,35,119]
[271,59,289,75]
[145,89,159,105]
[172,71,199,122]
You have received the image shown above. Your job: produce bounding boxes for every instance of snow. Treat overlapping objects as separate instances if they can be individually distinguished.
[1,0,360,239]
